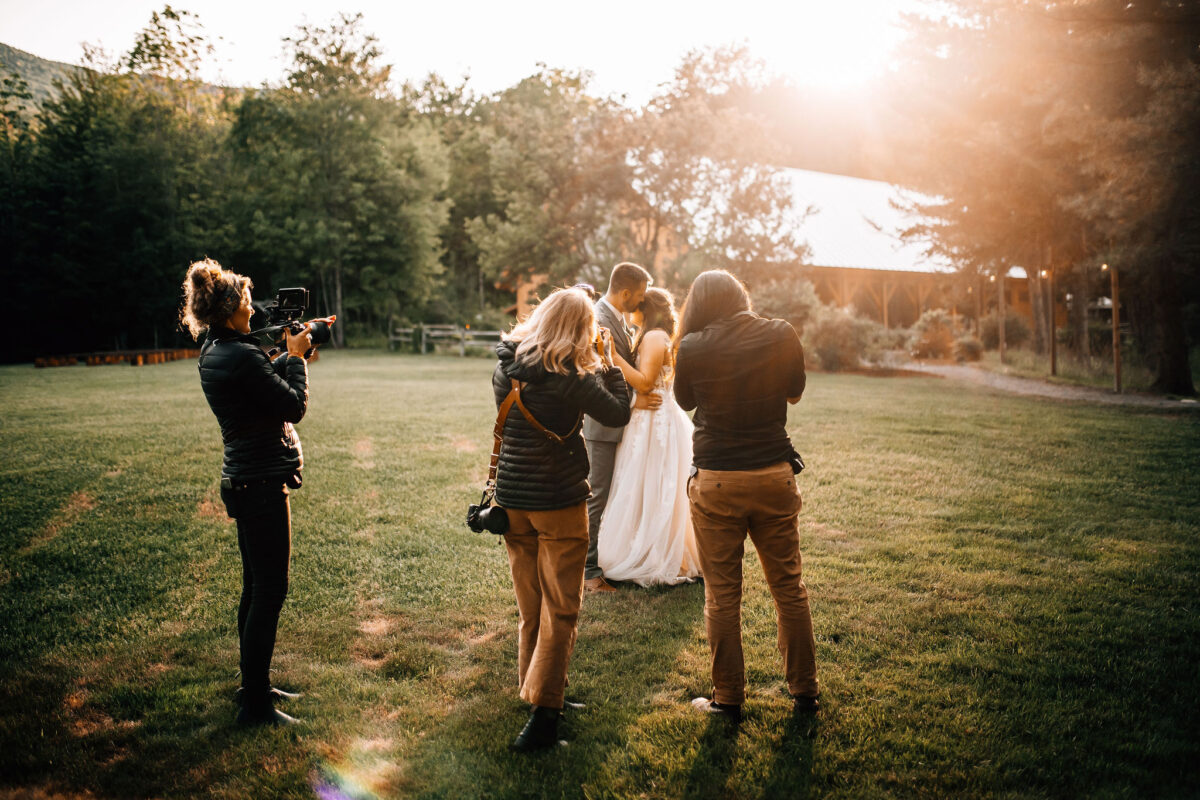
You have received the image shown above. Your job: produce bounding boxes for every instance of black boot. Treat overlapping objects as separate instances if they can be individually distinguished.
[234,686,302,706]
[510,706,561,752]
[236,689,301,727]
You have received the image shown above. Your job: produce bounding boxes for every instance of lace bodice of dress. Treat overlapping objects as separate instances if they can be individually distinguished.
[655,360,674,391]
[637,329,674,391]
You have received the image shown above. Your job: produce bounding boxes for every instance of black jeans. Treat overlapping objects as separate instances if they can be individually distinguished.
[227,484,292,695]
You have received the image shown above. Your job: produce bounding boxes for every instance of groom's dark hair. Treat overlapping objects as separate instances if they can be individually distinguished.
[676,270,751,345]
[608,262,652,294]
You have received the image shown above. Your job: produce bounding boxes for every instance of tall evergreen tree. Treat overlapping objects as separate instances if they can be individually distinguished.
[892,0,1198,393]
[3,7,233,358]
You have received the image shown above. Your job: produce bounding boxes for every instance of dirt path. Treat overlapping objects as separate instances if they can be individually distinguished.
[907,363,1200,411]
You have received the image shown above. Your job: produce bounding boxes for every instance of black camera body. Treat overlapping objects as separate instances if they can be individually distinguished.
[269,287,310,327]
[467,500,508,535]
[251,287,331,354]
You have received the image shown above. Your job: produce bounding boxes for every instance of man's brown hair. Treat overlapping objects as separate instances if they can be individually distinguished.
[607,262,652,295]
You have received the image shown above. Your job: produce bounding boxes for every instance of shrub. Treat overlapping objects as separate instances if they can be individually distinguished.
[342,322,388,349]
[910,309,956,359]
[750,275,823,335]
[955,335,984,362]
[803,309,873,371]
[1061,322,1117,356]
[867,324,910,359]
[979,312,1032,350]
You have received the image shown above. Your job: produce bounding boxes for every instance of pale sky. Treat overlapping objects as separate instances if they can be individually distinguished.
[1,0,916,104]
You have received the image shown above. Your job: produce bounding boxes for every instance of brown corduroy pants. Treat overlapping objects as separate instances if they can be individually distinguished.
[502,501,588,710]
[687,461,819,706]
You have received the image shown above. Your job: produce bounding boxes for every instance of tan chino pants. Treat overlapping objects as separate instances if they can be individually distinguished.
[687,461,819,705]
[502,502,589,709]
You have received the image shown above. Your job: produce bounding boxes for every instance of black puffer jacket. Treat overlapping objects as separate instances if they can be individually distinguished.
[492,341,630,510]
[198,326,308,483]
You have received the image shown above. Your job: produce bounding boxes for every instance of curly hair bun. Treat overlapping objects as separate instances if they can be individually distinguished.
[179,259,250,340]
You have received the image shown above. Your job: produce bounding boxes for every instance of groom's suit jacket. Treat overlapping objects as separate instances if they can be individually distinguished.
[582,297,635,443]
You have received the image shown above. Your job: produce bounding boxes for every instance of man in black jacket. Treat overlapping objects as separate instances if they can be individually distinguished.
[581,262,655,592]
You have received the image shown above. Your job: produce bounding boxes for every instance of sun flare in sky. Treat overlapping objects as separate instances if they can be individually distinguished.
[1,0,916,101]
[741,3,908,90]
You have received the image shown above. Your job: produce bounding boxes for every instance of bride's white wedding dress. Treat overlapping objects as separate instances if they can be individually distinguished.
[597,360,701,587]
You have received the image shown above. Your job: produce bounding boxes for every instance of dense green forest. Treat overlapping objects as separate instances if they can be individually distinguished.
[0,11,810,357]
[1,2,1197,393]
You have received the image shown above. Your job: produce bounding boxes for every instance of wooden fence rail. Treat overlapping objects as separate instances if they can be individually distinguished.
[34,348,201,368]
[389,324,503,356]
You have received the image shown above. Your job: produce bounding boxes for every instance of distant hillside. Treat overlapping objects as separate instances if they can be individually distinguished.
[0,41,241,117]
[0,42,82,111]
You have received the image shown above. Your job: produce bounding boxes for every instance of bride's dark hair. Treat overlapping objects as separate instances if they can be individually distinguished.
[632,287,677,354]
[674,270,751,347]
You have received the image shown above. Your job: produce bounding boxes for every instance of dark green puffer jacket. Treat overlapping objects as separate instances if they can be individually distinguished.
[198,326,308,483]
[492,341,630,510]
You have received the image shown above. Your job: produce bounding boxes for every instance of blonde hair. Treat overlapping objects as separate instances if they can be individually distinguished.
[179,258,252,340]
[509,287,602,376]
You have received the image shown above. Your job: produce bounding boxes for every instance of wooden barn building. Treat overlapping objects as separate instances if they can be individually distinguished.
[506,168,1062,331]
[783,168,1051,331]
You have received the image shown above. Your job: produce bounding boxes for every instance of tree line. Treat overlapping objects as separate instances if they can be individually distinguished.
[0,9,805,358]
[1,3,1196,394]
[889,0,1200,395]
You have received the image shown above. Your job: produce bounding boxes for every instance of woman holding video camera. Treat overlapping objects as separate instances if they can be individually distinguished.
[179,258,334,727]
[491,286,631,751]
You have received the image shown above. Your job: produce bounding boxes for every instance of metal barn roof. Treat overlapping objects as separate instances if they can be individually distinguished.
[785,167,953,274]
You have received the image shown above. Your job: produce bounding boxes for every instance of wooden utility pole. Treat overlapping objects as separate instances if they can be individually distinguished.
[995,272,1007,364]
[1106,263,1121,393]
[974,275,983,334]
[1046,268,1057,377]
[882,280,891,329]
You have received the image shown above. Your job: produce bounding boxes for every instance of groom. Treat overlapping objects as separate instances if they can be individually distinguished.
[583,262,655,593]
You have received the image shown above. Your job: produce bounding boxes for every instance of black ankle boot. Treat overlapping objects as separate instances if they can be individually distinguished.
[510,706,560,752]
[236,690,301,727]
[234,686,302,706]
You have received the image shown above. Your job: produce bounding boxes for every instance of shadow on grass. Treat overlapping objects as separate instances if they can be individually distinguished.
[395,581,711,799]
[0,655,272,798]
[762,712,817,799]
[682,717,741,800]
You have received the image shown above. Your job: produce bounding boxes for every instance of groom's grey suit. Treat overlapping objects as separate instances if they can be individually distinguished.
[583,297,635,580]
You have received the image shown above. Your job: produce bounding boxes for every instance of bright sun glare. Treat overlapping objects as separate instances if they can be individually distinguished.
[748,2,906,89]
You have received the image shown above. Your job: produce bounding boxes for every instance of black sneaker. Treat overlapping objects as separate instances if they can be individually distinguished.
[510,706,561,752]
[690,697,742,723]
[792,693,820,714]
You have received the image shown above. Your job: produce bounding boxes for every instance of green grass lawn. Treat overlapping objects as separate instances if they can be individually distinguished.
[1,351,1198,799]
[976,347,1200,396]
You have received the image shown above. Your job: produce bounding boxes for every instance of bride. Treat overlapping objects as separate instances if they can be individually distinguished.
[597,288,701,586]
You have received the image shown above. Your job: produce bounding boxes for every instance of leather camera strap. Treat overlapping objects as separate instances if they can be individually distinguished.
[487,379,583,489]
[488,388,519,486]
[511,379,583,444]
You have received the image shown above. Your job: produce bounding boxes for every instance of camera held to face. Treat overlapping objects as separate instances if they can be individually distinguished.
[251,287,332,354]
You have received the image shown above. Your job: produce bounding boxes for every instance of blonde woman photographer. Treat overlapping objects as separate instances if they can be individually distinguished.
[489,286,631,751]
